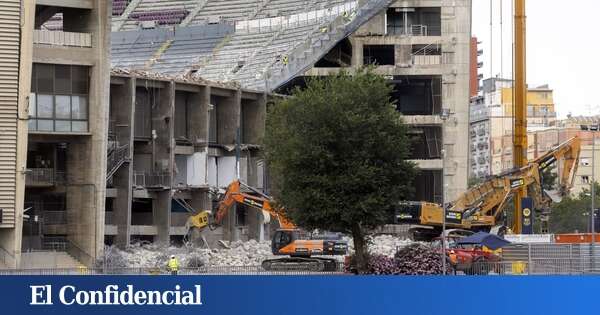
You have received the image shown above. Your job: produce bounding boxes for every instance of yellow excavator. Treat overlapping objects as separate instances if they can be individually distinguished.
[396,137,581,240]
[187,180,348,271]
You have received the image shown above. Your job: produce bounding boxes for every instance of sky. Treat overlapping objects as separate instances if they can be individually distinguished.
[472,0,600,118]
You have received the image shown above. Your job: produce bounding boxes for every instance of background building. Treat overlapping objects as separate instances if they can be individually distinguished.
[469,77,557,178]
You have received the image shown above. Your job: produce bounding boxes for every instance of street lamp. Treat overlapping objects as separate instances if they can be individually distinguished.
[440,108,453,275]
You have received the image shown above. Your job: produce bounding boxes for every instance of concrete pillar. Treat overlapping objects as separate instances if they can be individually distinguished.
[153,191,171,244]
[152,81,174,245]
[188,86,210,146]
[111,77,135,247]
[350,38,363,67]
[66,139,98,266]
[395,44,411,66]
[152,80,175,175]
[241,93,266,145]
[217,89,241,145]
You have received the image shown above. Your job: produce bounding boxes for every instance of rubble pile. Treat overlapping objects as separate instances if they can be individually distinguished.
[346,242,448,275]
[101,240,277,268]
[393,243,450,275]
[111,67,241,89]
[367,235,414,257]
[101,235,416,269]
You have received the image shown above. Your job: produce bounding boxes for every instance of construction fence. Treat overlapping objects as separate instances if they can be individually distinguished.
[0,265,346,276]
[456,243,600,275]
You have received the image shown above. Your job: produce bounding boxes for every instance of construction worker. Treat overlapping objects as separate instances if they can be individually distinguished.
[168,255,179,275]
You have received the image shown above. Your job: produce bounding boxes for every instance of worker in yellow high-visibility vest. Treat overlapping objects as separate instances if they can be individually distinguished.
[168,255,179,275]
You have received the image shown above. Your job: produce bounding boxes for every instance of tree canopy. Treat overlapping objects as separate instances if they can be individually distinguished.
[264,69,418,270]
[549,183,600,234]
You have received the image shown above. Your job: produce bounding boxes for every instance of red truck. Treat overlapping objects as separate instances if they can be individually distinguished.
[432,235,501,275]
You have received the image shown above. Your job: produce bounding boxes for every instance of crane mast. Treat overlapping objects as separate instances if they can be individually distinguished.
[513,0,527,233]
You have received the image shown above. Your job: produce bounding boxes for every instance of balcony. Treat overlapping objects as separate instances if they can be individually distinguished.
[412,55,441,65]
[33,30,92,48]
[26,168,65,187]
[134,172,171,189]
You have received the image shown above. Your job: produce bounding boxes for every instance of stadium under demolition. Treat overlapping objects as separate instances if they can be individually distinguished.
[0,0,596,276]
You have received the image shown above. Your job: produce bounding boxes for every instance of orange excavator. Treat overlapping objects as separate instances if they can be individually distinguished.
[188,180,348,271]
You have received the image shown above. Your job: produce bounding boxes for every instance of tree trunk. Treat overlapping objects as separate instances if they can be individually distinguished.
[351,223,368,273]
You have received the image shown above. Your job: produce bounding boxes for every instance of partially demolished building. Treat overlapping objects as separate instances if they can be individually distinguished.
[0,0,471,268]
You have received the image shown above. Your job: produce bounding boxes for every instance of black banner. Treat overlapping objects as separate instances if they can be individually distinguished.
[522,197,534,234]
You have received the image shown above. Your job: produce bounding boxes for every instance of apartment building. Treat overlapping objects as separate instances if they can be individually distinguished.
[469,77,557,178]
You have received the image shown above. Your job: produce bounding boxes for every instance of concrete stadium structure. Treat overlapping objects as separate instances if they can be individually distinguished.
[0,0,471,268]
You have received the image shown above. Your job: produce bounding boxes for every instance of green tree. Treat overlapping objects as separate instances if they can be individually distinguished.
[264,69,417,272]
[549,183,600,233]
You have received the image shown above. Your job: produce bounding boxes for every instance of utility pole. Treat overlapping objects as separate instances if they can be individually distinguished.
[440,109,452,275]
[513,0,527,234]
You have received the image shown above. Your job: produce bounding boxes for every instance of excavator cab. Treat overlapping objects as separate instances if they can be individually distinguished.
[271,229,296,254]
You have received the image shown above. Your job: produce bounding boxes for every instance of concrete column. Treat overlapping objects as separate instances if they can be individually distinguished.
[188,86,210,146]
[152,81,174,244]
[66,139,97,266]
[395,44,411,66]
[350,38,363,67]
[152,80,175,175]
[153,191,171,244]
[241,93,266,145]
[111,77,135,247]
[63,0,111,265]
[217,89,241,145]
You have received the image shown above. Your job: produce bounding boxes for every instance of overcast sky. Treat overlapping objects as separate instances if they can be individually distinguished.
[472,0,600,118]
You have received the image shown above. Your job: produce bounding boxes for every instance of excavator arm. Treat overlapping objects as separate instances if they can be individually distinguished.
[213,180,296,230]
[399,137,581,238]
[460,137,580,226]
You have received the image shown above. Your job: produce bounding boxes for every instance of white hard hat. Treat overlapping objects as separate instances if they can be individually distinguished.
[170,255,175,258]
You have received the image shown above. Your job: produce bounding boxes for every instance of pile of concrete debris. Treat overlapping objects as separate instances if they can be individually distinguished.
[100,235,414,269]
[101,239,276,269]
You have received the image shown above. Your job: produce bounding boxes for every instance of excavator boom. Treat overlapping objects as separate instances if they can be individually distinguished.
[397,137,581,240]
[190,180,347,272]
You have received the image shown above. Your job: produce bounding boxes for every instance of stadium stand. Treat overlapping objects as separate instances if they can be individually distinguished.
[113,0,131,16]
[189,0,260,24]
[150,24,234,73]
[112,29,172,69]
[120,0,197,30]
[109,0,395,91]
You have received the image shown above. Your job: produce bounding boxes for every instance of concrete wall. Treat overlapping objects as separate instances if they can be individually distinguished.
[307,0,471,202]
[10,0,110,268]
[0,0,35,269]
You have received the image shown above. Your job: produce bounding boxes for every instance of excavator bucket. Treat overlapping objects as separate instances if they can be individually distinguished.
[187,211,210,229]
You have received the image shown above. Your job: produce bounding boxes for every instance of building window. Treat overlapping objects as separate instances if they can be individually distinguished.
[29,64,89,132]
[582,176,590,184]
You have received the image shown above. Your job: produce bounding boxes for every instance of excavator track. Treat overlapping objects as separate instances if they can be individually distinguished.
[262,257,339,272]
